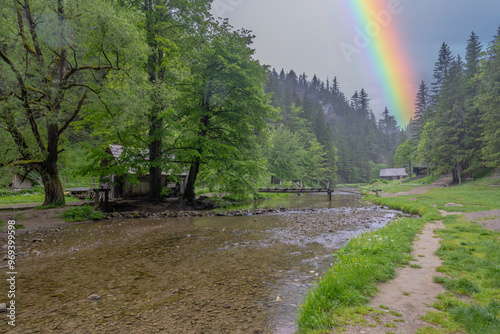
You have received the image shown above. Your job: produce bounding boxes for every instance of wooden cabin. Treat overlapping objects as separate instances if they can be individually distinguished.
[380,168,408,180]
[11,174,33,190]
[106,145,188,199]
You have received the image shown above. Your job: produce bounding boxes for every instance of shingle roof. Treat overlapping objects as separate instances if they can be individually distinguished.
[380,168,408,177]
[108,144,187,176]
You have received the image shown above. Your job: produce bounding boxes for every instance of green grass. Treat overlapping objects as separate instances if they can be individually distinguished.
[297,171,500,333]
[296,216,426,331]
[422,214,500,332]
[61,205,104,222]
[449,301,500,334]
[366,174,500,215]
[0,188,81,206]
[362,174,440,194]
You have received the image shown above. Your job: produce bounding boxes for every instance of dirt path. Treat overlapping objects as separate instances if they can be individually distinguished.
[339,174,500,333]
[341,222,446,334]
[380,174,453,198]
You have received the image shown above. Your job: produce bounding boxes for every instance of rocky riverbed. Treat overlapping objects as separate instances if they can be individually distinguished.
[0,195,399,333]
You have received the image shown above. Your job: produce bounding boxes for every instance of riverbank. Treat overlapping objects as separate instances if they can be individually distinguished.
[297,172,500,333]
[0,193,401,333]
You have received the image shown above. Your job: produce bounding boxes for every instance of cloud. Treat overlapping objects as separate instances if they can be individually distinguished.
[216,0,500,120]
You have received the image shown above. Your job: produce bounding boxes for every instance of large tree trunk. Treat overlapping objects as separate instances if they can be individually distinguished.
[39,166,65,206]
[38,123,65,206]
[148,110,163,201]
[148,138,162,200]
[183,158,200,204]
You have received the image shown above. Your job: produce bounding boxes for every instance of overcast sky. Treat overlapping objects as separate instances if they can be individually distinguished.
[211,0,500,124]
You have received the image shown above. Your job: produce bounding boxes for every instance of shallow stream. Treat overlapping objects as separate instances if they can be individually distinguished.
[2,193,399,334]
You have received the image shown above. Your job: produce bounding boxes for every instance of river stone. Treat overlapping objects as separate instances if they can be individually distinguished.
[88,294,101,300]
[0,303,6,313]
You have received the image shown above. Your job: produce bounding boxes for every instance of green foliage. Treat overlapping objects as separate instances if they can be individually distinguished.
[407,29,500,182]
[450,301,500,334]
[174,20,276,201]
[478,35,500,167]
[61,206,104,222]
[368,162,390,181]
[265,125,307,180]
[297,217,425,331]
[433,276,481,295]
[265,69,398,184]
[432,213,500,334]
[393,139,417,176]
[0,0,147,205]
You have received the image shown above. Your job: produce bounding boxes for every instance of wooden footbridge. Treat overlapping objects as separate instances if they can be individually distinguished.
[257,180,361,201]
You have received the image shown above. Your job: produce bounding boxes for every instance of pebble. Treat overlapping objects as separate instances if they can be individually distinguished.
[0,303,6,313]
[88,294,101,300]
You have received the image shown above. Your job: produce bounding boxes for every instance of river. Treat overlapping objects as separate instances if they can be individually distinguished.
[4,192,399,334]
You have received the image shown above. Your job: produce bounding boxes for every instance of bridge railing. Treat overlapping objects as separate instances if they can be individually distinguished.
[264,179,334,189]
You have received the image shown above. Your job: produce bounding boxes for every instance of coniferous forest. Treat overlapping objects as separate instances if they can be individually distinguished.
[0,0,499,205]
[405,29,500,184]
[264,69,401,184]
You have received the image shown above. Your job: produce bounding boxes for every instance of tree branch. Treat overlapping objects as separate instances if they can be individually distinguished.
[23,0,44,65]
[0,48,45,153]
[15,3,36,56]
[58,90,87,135]
[63,65,114,81]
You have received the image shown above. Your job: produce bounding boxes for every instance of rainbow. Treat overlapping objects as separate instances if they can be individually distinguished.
[336,0,418,126]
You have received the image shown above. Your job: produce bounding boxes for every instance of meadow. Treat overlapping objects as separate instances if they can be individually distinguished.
[297,172,500,333]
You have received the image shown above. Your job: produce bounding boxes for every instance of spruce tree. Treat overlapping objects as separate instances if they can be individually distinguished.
[358,88,370,118]
[465,31,483,82]
[432,42,455,102]
[434,55,467,183]
[413,81,430,140]
[462,32,484,172]
[478,28,500,167]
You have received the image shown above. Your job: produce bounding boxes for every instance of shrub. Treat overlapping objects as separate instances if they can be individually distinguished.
[61,206,104,222]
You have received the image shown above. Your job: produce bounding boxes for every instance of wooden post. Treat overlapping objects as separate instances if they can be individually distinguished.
[94,188,99,209]
[104,189,109,211]
[328,190,332,201]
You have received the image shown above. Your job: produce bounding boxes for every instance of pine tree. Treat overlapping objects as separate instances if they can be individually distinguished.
[413,81,430,140]
[462,32,484,172]
[432,42,455,102]
[478,28,500,167]
[350,91,359,111]
[465,31,483,82]
[434,55,467,183]
[279,68,286,82]
[332,77,339,95]
[358,88,370,118]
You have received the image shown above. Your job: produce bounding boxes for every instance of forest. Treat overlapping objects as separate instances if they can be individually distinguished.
[403,29,500,184]
[1,0,499,206]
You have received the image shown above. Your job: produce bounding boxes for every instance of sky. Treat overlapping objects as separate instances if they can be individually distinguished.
[211,0,500,126]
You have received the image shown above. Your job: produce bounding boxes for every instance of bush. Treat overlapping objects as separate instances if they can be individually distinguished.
[61,206,104,222]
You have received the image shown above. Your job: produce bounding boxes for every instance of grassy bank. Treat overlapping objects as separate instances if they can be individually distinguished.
[297,172,500,333]
[0,186,81,206]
